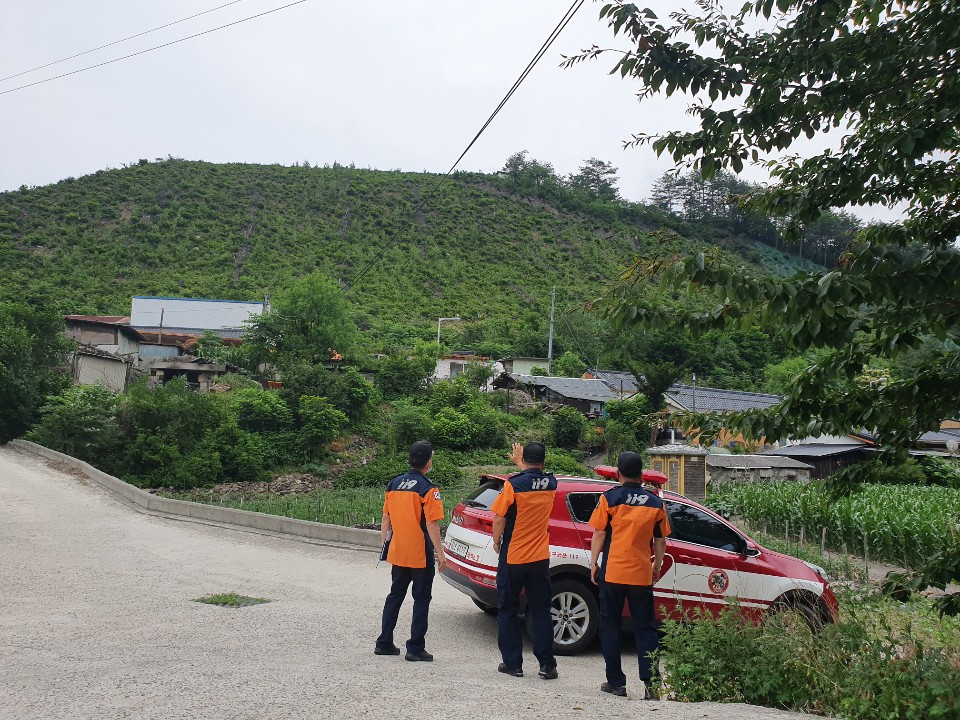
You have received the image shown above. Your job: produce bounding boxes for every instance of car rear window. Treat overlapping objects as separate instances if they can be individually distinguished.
[463,479,503,510]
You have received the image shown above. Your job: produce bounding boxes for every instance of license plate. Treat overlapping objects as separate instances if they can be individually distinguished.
[448,539,469,558]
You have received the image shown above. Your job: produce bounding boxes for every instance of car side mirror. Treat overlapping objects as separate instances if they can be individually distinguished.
[741,545,760,558]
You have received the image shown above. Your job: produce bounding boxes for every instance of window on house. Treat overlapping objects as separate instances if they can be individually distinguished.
[449,362,467,378]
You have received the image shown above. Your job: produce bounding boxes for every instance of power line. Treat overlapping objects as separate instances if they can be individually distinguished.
[0,0,250,84]
[345,0,586,291]
[0,0,307,97]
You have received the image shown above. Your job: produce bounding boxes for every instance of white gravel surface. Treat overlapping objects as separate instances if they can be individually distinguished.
[0,446,810,720]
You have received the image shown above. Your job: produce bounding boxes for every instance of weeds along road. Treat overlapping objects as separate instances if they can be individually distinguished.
[0,446,808,720]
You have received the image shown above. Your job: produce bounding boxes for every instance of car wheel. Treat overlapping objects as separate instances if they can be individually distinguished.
[472,598,498,616]
[527,579,598,656]
[768,598,824,634]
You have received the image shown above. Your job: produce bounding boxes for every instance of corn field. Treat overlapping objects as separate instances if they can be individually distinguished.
[718,482,960,571]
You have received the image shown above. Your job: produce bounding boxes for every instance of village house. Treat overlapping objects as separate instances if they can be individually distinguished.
[64,295,263,391]
[492,373,618,417]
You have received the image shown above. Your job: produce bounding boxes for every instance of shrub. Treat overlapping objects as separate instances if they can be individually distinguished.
[338,450,464,489]
[429,376,476,412]
[388,400,432,451]
[916,455,960,489]
[544,449,591,476]
[461,400,505,448]
[207,422,269,484]
[233,387,293,433]
[549,406,587,449]
[430,407,475,449]
[655,602,960,719]
[26,383,120,463]
[299,395,349,458]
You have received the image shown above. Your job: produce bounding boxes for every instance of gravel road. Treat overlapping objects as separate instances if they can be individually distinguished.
[0,446,810,720]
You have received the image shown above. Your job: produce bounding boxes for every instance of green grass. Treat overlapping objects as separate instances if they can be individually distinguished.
[166,474,480,528]
[195,593,268,607]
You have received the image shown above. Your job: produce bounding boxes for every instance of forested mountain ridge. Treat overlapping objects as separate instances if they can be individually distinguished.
[0,158,823,347]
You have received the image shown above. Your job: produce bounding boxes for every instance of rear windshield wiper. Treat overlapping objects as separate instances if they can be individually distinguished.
[462,500,489,508]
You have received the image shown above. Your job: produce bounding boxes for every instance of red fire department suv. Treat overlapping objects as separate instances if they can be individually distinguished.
[440,468,838,655]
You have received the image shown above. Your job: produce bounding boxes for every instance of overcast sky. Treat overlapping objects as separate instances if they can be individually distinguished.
[0,1,895,222]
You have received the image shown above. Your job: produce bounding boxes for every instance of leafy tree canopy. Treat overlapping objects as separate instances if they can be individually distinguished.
[566,0,960,462]
[0,302,73,441]
[568,158,621,201]
[245,272,362,367]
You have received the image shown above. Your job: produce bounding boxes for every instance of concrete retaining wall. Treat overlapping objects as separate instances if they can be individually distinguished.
[10,440,380,551]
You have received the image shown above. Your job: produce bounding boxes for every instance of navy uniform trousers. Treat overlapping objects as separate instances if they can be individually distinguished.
[598,581,658,686]
[376,545,435,654]
[497,557,556,670]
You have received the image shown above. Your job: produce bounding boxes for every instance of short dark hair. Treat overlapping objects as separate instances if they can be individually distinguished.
[617,451,643,479]
[522,441,546,465]
[409,440,433,470]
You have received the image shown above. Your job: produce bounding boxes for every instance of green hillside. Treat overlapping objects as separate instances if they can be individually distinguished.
[0,158,812,345]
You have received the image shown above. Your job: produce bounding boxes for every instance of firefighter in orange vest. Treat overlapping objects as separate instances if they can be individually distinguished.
[375,441,446,661]
[589,451,671,700]
[490,441,559,680]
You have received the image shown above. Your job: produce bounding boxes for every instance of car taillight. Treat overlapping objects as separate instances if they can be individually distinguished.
[454,508,493,534]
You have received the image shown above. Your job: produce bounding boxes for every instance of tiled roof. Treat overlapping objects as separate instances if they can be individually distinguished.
[506,374,619,402]
[762,444,873,458]
[665,383,781,412]
[588,369,639,396]
[706,454,813,470]
[66,315,131,325]
[647,443,709,456]
[917,429,960,444]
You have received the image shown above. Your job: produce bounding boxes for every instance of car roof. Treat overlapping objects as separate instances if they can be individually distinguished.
[477,472,687,502]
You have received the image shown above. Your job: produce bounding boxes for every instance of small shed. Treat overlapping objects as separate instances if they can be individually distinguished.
[761,443,876,480]
[706,454,813,486]
[493,373,618,417]
[497,357,550,375]
[146,358,232,392]
[646,444,709,501]
[70,344,137,392]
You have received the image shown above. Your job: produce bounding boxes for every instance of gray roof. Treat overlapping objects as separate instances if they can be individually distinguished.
[647,443,709,456]
[132,326,245,339]
[706,454,813,470]
[588,369,639,396]
[763,444,873,458]
[506,374,618,402]
[665,383,781,412]
[917,429,960,445]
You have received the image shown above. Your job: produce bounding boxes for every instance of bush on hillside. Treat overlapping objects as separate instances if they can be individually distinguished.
[233,387,293,433]
[299,396,349,458]
[26,383,120,463]
[549,406,587,449]
[387,401,432,451]
[655,603,960,719]
[338,450,464,489]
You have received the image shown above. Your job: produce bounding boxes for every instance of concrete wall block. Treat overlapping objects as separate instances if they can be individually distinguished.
[8,440,379,549]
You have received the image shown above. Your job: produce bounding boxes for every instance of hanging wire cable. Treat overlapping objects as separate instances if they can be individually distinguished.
[345,0,586,291]
[0,0,250,84]
[0,0,307,97]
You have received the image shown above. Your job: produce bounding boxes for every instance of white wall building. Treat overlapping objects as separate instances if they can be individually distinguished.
[130,296,264,332]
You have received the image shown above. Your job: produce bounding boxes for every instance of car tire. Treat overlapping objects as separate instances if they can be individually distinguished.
[526,578,598,656]
[768,597,824,633]
[472,598,498,616]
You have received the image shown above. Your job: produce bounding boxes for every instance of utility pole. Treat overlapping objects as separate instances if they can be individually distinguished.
[546,286,555,375]
[158,307,164,344]
[692,373,697,412]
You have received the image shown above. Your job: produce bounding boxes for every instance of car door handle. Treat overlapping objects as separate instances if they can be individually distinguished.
[675,555,705,566]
